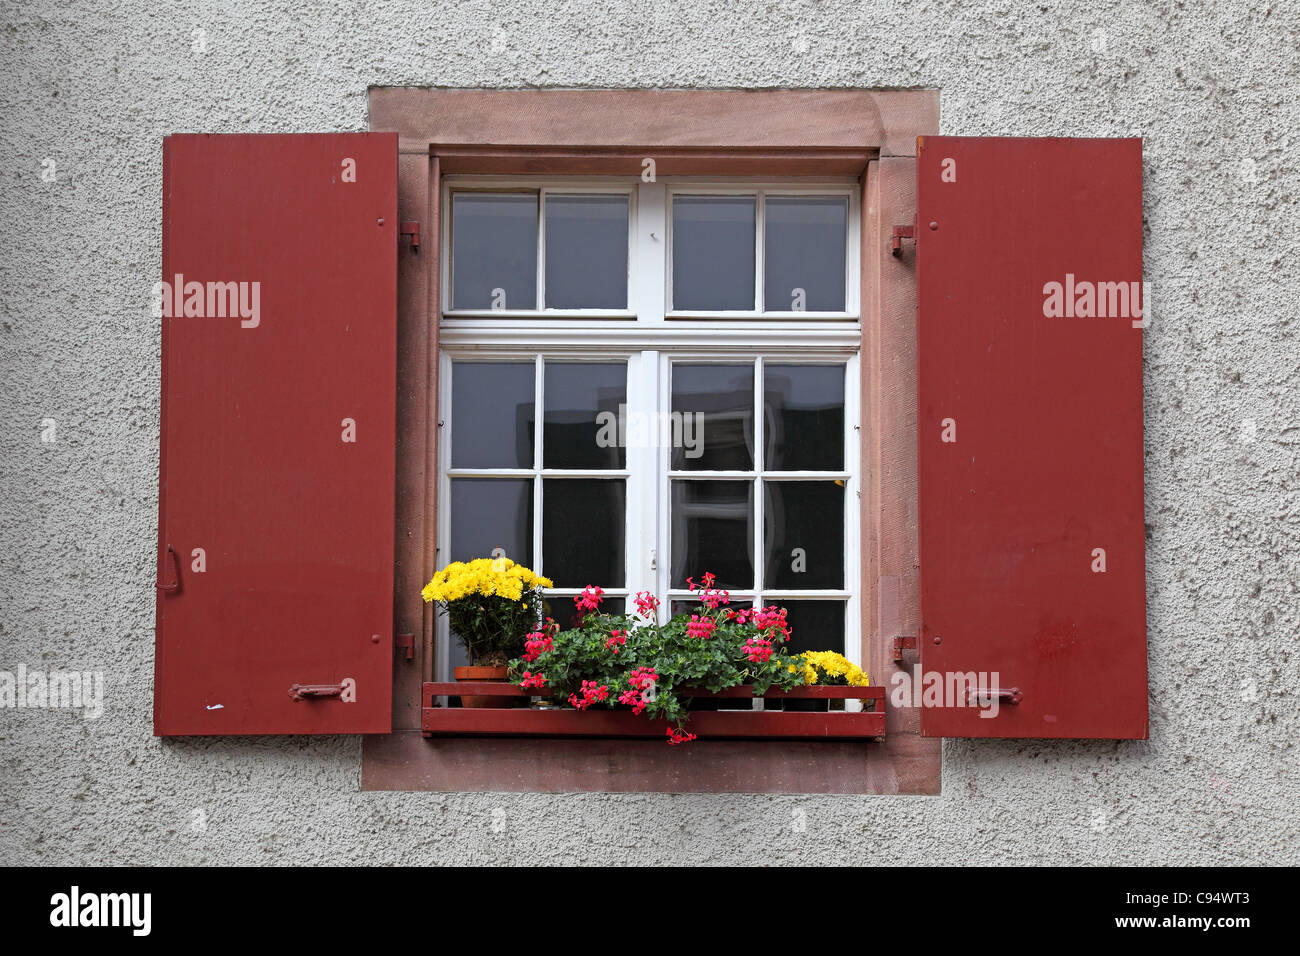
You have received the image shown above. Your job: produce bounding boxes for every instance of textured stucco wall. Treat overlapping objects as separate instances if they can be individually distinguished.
[2,0,1297,865]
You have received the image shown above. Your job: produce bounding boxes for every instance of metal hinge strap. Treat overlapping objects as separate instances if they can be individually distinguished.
[891,223,916,257]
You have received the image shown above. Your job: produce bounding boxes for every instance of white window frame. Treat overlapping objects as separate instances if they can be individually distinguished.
[657,352,860,627]
[440,176,861,330]
[441,177,639,319]
[664,182,860,319]
[436,178,863,706]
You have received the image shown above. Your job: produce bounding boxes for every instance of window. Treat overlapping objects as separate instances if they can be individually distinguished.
[441,178,858,323]
[156,92,1146,791]
[446,185,634,315]
[668,187,853,316]
[436,177,861,692]
[442,357,631,668]
[665,359,853,658]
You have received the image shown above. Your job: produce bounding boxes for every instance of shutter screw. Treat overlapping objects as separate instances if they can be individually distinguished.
[929,220,938,230]
[371,634,380,644]
[377,218,385,226]
[933,635,942,645]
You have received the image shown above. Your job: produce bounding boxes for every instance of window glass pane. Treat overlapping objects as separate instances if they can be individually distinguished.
[772,599,845,656]
[764,364,845,471]
[451,362,535,468]
[544,195,629,310]
[671,596,754,618]
[764,481,845,589]
[451,192,537,310]
[449,478,533,566]
[543,362,627,469]
[672,195,755,311]
[544,597,625,632]
[763,196,848,312]
[670,479,753,590]
[542,479,625,588]
[670,364,753,471]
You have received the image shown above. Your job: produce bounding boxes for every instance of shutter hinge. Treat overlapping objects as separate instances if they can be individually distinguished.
[400,221,420,253]
[395,633,415,662]
[891,635,917,662]
[890,222,916,257]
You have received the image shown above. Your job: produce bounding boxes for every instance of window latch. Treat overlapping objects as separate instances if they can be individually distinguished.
[395,633,415,662]
[649,548,657,572]
[892,635,917,662]
[288,683,345,701]
[400,221,420,253]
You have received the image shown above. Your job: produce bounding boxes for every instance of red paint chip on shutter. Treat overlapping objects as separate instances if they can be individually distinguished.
[155,134,397,735]
[916,137,1147,738]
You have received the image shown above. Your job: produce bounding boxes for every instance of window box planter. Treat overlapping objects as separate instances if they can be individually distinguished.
[452,665,525,709]
[422,682,885,740]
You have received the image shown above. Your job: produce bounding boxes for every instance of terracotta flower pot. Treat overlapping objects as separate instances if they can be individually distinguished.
[453,664,517,709]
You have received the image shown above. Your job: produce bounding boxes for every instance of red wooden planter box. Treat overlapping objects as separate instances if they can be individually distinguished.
[422,682,886,740]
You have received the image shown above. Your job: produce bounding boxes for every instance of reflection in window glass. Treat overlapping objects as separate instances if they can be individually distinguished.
[764,481,844,590]
[670,597,754,618]
[672,196,756,311]
[542,479,626,588]
[545,597,625,632]
[775,600,845,656]
[764,196,848,312]
[543,362,627,469]
[544,195,629,310]
[671,364,753,471]
[764,364,844,471]
[670,479,753,590]
[451,362,535,469]
[451,193,537,310]
[448,478,533,566]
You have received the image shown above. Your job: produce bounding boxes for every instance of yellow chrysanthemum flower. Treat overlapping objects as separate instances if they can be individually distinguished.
[421,556,551,605]
[799,651,869,687]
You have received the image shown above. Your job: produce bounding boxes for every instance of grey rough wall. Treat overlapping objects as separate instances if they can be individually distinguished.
[2,0,1297,865]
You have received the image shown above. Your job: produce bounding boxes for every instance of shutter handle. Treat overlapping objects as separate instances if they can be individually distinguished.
[157,544,181,594]
[968,687,1023,706]
[288,683,345,701]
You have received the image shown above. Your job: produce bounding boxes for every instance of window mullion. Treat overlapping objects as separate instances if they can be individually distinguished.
[635,180,666,322]
[754,355,764,599]
[755,190,765,314]
[752,353,765,712]
[536,189,547,310]
[656,353,671,619]
[533,354,544,578]
[625,351,651,597]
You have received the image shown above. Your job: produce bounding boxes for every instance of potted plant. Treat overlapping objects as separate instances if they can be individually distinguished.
[781,651,871,712]
[508,573,867,743]
[422,556,552,708]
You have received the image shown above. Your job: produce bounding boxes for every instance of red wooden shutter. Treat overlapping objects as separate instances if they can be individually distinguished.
[155,134,397,735]
[916,137,1147,738]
